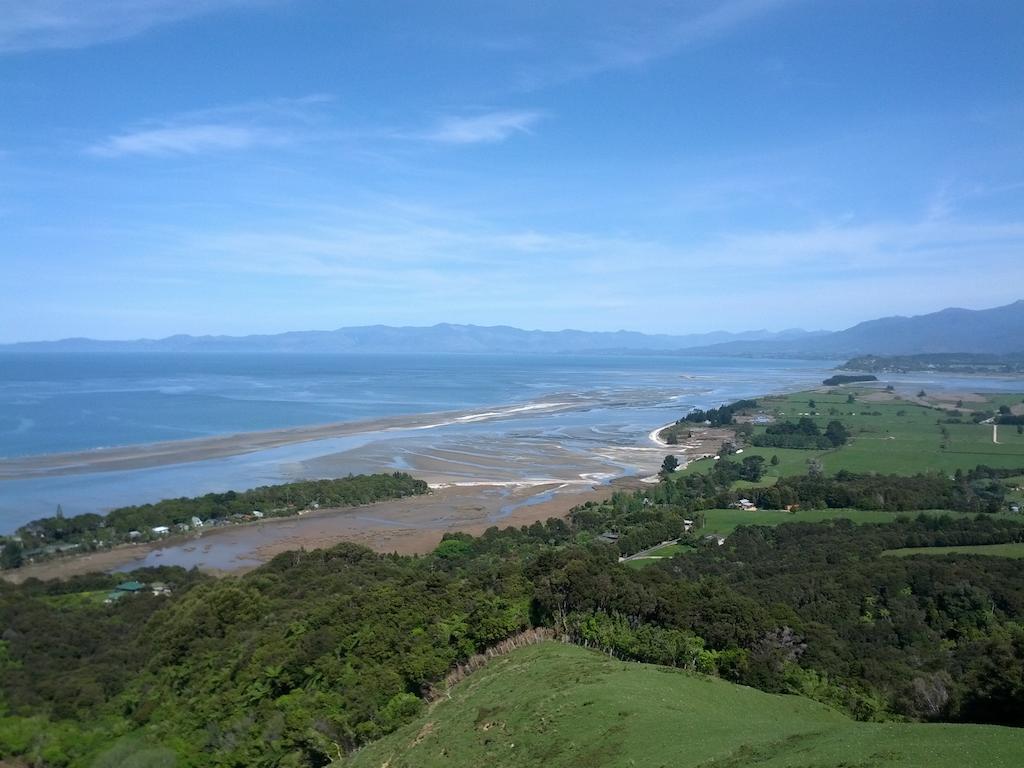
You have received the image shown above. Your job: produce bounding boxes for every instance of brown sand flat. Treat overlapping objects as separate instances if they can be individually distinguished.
[2,482,624,583]
[924,391,988,404]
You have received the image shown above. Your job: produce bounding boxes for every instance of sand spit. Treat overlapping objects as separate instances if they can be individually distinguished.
[0,399,593,480]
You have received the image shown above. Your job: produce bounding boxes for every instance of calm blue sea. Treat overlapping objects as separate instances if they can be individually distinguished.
[3,352,1011,532]
[0,353,827,459]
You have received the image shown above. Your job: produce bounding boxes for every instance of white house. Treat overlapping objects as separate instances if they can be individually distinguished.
[191,516,204,528]
[151,525,170,535]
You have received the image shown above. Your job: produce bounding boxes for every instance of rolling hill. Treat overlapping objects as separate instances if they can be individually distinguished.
[4,300,1021,357]
[686,300,1024,358]
[2,324,817,355]
[351,642,1024,768]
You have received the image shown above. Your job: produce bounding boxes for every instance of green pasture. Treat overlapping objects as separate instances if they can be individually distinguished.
[622,542,694,569]
[40,590,110,608]
[351,642,1024,768]
[680,389,1024,481]
[882,542,1024,559]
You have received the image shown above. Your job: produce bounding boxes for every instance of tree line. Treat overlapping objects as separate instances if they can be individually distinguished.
[1,473,429,569]
[3,464,1024,766]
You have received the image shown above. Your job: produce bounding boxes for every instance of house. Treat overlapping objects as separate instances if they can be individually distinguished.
[175,522,190,533]
[683,519,694,532]
[190,516,204,528]
[251,510,264,519]
[116,581,146,593]
[150,582,172,597]
[127,530,142,540]
[731,498,758,511]
[151,525,170,535]
[703,534,726,546]
[1011,504,1021,514]
[596,531,620,544]
[103,591,125,604]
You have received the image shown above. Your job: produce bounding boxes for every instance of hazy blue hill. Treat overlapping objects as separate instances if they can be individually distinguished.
[5,301,1021,357]
[1,324,817,355]
[686,300,1024,358]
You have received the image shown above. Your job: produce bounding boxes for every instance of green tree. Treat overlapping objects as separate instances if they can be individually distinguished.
[0,540,23,570]
[770,455,780,466]
[661,455,680,474]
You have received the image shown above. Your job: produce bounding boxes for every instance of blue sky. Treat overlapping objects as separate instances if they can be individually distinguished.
[1,0,1023,342]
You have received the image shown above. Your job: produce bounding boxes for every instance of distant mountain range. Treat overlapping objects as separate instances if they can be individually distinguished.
[683,300,1024,358]
[4,300,1022,358]
[1,325,822,355]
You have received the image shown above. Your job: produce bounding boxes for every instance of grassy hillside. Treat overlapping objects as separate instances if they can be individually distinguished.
[883,542,1024,558]
[350,643,1024,768]
[625,508,982,568]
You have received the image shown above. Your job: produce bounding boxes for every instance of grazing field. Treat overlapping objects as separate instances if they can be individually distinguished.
[350,642,1024,768]
[679,388,1024,481]
[700,507,923,535]
[626,508,1019,568]
[882,542,1024,558]
[39,590,109,608]
[622,541,693,568]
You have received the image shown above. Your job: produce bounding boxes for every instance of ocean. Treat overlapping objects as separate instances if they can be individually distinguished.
[1,352,1005,533]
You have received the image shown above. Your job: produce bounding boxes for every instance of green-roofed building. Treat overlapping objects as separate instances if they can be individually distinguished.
[116,581,145,592]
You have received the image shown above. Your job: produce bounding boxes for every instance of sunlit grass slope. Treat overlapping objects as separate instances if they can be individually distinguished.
[350,642,1024,768]
[882,542,1024,558]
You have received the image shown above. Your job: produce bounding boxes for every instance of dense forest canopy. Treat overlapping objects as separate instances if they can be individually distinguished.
[3,459,1024,766]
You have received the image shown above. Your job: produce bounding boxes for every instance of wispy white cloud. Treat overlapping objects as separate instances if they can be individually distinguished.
[180,199,1024,287]
[0,0,277,53]
[504,0,799,89]
[88,124,271,158]
[86,95,329,158]
[588,0,795,71]
[422,110,543,144]
[151,201,1023,332]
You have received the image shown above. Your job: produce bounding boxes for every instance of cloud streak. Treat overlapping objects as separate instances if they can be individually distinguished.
[422,110,543,144]
[88,124,271,157]
[0,0,275,53]
[182,202,1024,286]
[139,202,1022,333]
[86,96,328,158]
